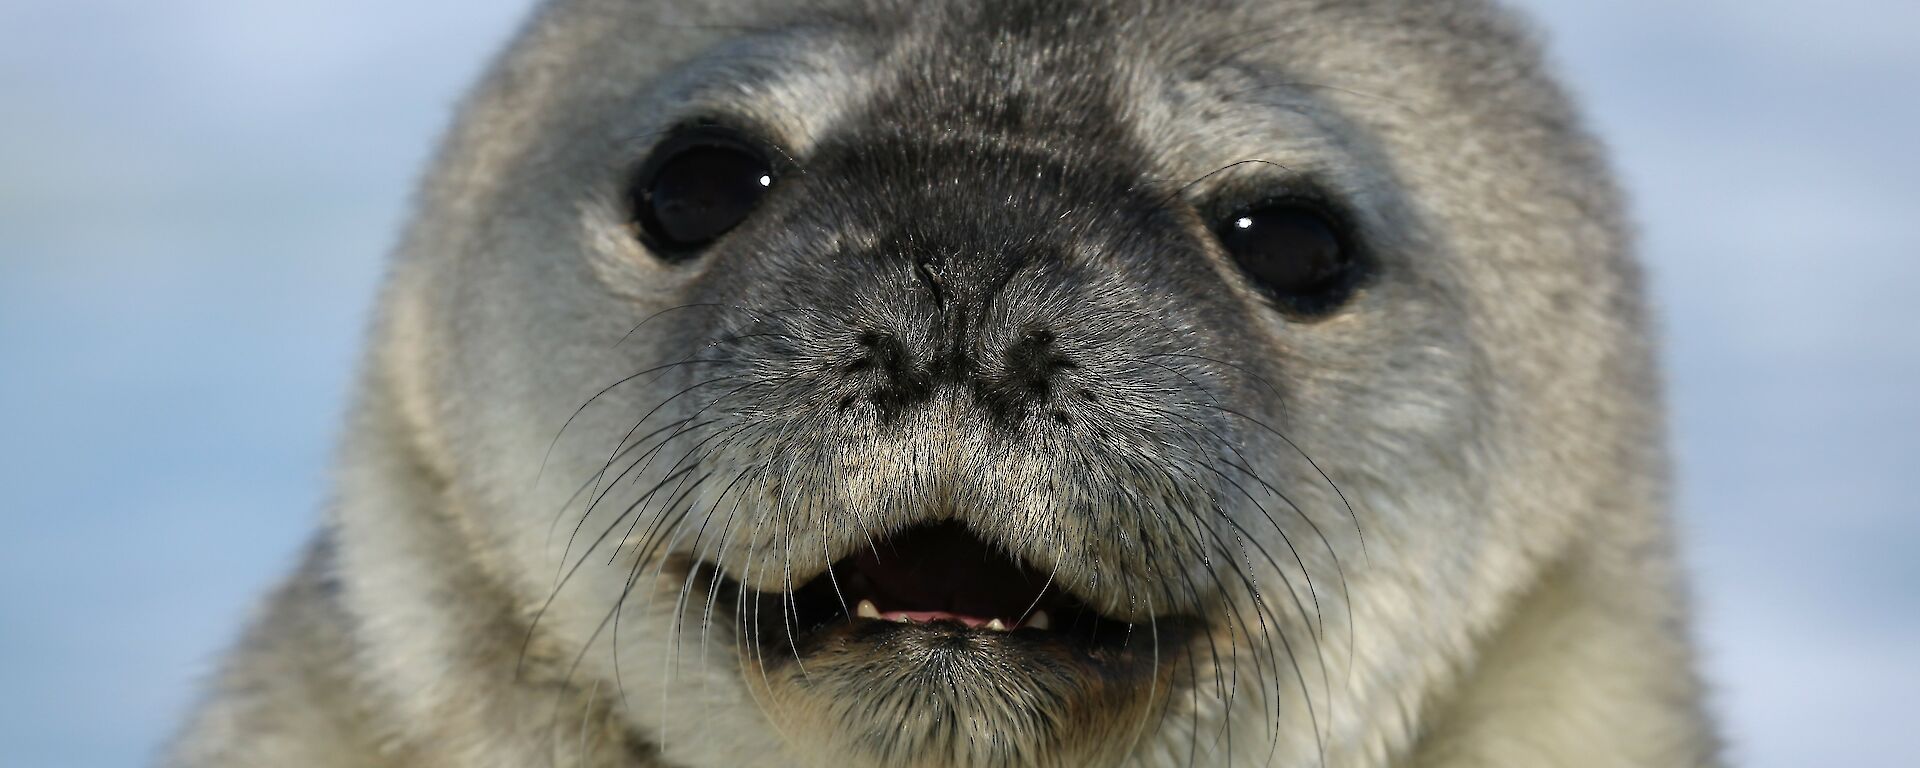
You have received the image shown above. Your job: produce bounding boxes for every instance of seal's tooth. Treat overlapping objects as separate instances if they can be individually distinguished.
[855,599,881,619]
[985,618,1008,631]
[1026,610,1051,631]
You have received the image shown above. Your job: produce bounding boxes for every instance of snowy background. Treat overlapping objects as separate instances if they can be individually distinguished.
[2,1,1914,765]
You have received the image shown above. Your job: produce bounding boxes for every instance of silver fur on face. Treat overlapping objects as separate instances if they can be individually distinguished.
[169,1,1719,767]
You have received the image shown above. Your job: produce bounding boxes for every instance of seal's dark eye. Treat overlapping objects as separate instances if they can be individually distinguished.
[628,125,777,259]
[1214,200,1361,317]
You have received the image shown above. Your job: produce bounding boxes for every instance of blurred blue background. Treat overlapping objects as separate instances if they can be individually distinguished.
[1,1,1913,765]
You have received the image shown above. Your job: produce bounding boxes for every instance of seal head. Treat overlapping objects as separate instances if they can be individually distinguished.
[168,1,1719,766]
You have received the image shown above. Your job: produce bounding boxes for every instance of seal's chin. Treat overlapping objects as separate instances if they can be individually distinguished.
[702,521,1155,658]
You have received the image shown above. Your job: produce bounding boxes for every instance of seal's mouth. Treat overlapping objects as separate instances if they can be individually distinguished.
[681,521,1195,763]
[697,521,1150,655]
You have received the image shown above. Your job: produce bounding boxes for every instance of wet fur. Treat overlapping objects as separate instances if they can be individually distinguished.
[168,0,1719,766]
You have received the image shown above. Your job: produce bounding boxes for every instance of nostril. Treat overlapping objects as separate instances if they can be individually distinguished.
[850,330,933,421]
[853,331,912,374]
[973,326,1083,426]
[1003,326,1069,385]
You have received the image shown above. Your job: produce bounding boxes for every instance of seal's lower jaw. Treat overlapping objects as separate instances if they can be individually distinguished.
[697,523,1192,766]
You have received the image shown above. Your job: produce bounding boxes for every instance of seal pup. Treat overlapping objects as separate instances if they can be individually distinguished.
[168,0,1720,765]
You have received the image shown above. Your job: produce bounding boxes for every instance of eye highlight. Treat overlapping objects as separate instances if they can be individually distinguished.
[1212,198,1363,317]
[627,123,779,260]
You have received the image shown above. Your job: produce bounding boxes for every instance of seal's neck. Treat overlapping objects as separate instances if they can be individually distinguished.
[1406,519,1719,767]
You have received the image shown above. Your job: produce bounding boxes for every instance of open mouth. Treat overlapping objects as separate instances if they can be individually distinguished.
[684,521,1200,763]
[698,521,1148,654]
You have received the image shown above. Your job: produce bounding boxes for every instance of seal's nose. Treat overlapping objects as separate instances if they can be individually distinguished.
[845,319,1078,430]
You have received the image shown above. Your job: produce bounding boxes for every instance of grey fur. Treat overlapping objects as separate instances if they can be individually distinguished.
[168,0,1720,766]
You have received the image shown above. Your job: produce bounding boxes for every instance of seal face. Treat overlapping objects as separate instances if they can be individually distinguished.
[541,7,1387,763]
[619,13,1266,761]
[169,1,1719,766]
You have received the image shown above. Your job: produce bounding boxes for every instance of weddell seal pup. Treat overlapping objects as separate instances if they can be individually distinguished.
[167,0,1720,765]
